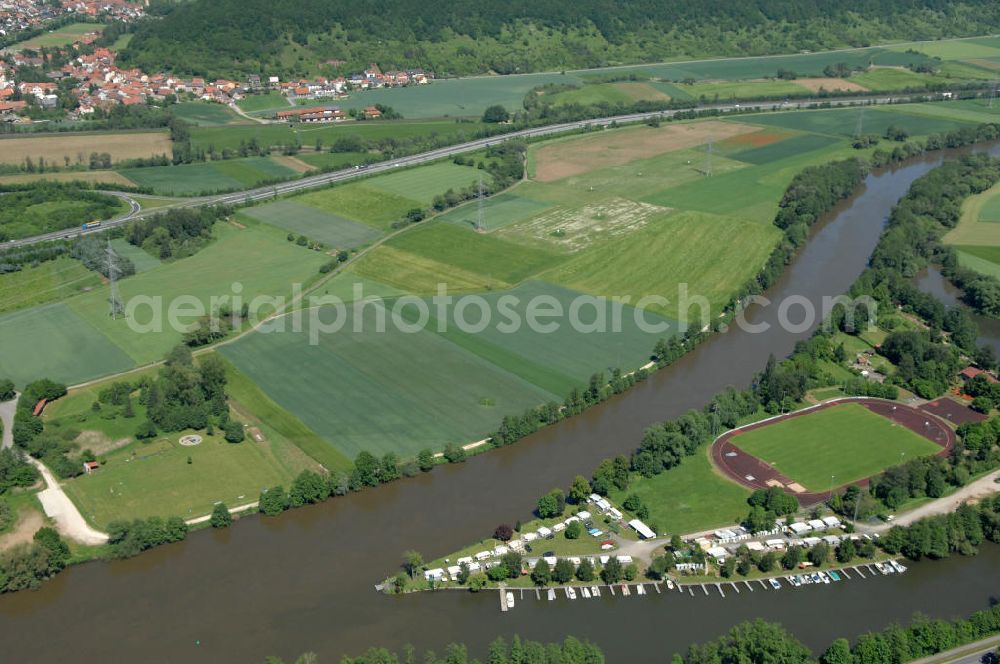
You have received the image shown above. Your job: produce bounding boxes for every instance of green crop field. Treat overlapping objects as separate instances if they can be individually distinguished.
[0,257,101,315]
[731,133,840,165]
[980,192,1000,223]
[110,238,162,273]
[0,303,134,387]
[294,151,369,170]
[61,430,315,528]
[943,182,1000,248]
[383,222,565,286]
[889,37,1000,61]
[851,68,938,91]
[66,223,327,365]
[732,107,972,138]
[239,200,381,248]
[190,119,487,153]
[544,82,670,107]
[731,403,942,491]
[121,157,298,195]
[437,192,553,230]
[171,102,246,126]
[610,448,750,536]
[219,300,559,458]
[415,280,671,396]
[544,210,780,320]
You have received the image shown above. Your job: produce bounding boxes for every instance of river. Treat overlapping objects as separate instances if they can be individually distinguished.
[1,147,999,663]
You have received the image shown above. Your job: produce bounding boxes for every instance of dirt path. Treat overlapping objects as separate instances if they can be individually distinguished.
[0,393,17,449]
[863,469,1000,532]
[29,458,108,545]
[0,507,43,550]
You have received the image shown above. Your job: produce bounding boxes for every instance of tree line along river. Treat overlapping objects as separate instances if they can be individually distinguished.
[1,145,999,663]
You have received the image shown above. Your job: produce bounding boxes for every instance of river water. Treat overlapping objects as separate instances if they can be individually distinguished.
[2,148,999,663]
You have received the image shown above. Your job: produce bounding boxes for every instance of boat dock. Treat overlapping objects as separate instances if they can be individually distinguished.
[492,560,905,610]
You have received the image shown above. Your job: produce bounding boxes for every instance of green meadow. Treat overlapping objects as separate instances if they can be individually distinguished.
[171,102,246,127]
[0,257,101,315]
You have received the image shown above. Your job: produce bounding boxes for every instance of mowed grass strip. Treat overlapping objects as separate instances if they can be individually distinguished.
[0,131,172,166]
[0,302,133,387]
[731,403,942,491]
[956,247,1000,279]
[386,222,565,285]
[239,200,381,248]
[943,182,1000,247]
[544,210,780,319]
[0,257,101,314]
[218,302,557,458]
[610,448,750,536]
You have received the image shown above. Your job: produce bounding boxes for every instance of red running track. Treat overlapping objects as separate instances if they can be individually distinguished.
[709,397,956,506]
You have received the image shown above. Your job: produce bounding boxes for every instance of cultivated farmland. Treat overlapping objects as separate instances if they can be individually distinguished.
[0,131,172,166]
[121,156,298,195]
[239,200,381,248]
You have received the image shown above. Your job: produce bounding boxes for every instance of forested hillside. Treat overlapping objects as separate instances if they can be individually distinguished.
[124,0,1000,79]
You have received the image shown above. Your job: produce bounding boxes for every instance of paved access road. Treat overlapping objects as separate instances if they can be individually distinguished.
[6,93,917,250]
[0,393,17,450]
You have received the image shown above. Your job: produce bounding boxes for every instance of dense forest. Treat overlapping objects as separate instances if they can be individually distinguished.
[124,0,1000,78]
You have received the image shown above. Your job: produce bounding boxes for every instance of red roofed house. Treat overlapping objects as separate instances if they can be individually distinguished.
[33,399,47,416]
[83,461,101,474]
[960,366,998,383]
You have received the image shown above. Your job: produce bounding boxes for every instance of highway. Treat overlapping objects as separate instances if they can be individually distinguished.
[4,93,920,249]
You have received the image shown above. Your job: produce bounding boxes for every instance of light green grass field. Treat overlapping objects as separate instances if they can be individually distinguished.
[436,192,553,231]
[0,302,134,387]
[980,192,1000,223]
[680,79,808,100]
[544,210,780,320]
[62,431,315,528]
[883,100,1000,126]
[219,301,558,458]
[731,403,942,490]
[294,151,369,170]
[889,38,1000,61]
[611,448,750,536]
[384,222,565,286]
[239,200,382,248]
[110,239,161,274]
[943,182,1000,249]
[236,92,291,114]
[956,247,1000,279]
[121,157,298,195]
[11,23,100,50]
[0,257,101,315]
[66,223,327,366]
[171,102,245,127]
[294,183,419,229]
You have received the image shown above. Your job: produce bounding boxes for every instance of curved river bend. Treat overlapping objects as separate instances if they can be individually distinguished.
[2,147,999,663]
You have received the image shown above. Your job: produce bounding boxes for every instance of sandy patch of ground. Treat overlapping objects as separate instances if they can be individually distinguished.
[271,155,315,173]
[533,120,757,182]
[0,507,44,551]
[795,77,869,93]
[75,430,132,456]
[498,198,670,252]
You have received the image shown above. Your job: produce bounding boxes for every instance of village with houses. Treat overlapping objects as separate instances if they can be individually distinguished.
[0,3,431,123]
